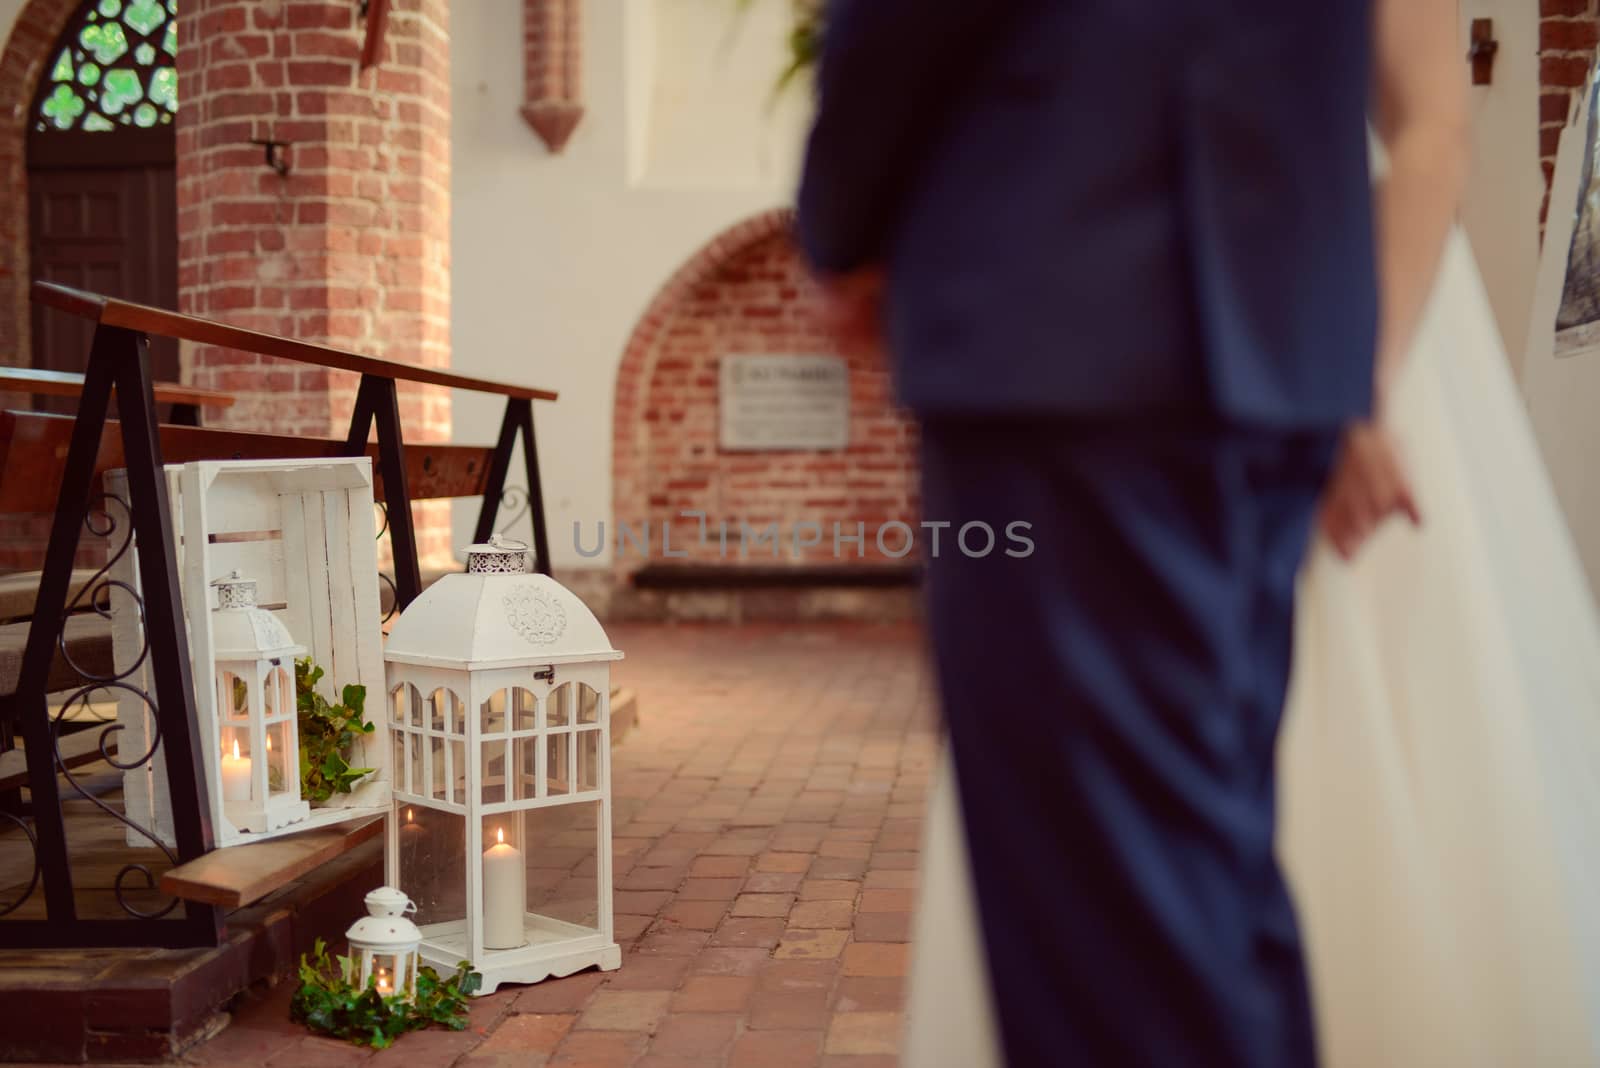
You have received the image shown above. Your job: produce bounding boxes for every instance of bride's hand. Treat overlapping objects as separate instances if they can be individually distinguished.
[1318,422,1422,561]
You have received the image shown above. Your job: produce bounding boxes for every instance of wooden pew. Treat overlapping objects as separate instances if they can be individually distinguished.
[0,366,236,426]
[0,410,495,513]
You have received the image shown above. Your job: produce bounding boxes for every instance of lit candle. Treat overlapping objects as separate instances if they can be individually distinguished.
[482,826,525,949]
[221,738,251,801]
[375,966,392,995]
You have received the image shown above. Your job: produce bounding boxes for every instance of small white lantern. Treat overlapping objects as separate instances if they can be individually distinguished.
[210,570,309,833]
[347,886,423,1000]
[383,536,622,993]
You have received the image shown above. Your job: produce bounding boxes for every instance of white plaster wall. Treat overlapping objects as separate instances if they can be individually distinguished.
[1459,0,1543,377]
[0,1,24,46]
[448,0,810,568]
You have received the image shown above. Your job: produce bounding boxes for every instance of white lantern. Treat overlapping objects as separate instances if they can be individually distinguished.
[347,886,423,1000]
[383,536,622,994]
[210,570,309,833]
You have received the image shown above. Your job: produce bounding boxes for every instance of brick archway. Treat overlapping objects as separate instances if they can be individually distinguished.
[611,207,919,575]
[0,0,81,367]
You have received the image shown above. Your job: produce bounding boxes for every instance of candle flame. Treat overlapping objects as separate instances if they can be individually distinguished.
[406,808,414,823]
[497,827,504,844]
[231,739,240,760]
[266,734,272,751]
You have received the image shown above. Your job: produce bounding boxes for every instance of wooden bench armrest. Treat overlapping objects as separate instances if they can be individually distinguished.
[0,366,237,409]
[33,281,557,402]
[0,410,495,512]
[159,816,385,908]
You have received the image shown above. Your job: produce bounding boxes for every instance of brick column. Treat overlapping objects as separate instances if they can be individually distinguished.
[1540,0,1600,223]
[178,0,452,563]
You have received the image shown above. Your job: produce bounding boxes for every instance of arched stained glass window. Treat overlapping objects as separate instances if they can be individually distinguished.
[33,0,177,133]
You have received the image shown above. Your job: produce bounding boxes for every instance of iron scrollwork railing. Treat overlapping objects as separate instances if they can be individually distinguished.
[1,495,182,921]
[373,484,535,625]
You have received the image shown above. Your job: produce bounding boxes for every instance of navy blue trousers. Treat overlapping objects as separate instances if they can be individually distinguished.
[920,419,1336,1068]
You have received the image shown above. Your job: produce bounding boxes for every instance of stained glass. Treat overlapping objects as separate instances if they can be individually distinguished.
[33,0,177,134]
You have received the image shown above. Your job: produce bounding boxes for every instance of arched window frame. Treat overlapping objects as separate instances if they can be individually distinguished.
[27,0,177,169]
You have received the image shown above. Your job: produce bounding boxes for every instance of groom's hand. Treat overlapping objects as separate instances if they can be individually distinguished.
[1319,422,1422,561]
[815,266,886,361]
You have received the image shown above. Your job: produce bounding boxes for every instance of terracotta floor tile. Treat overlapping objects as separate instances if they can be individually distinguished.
[774,929,851,961]
[841,944,910,978]
[577,990,672,1032]
[478,1012,575,1053]
[858,889,914,913]
[832,977,905,1014]
[749,989,833,1031]
[862,870,918,890]
[691,947,774,976]
[757,852,814,874]
[790,899,855,929]
[824,1012,902,1056]
[671,975,757,1013]
[729,1029,825,1068]
[601,954,691,991]
[742,871,804,893]
[851,911,912,943]
[710,917,787,949]
[513,970,608,1014]
[690,855,752,878]
[647,1012,739,1056]
[731,892,794,918]
[661,898,728,930]
[549,1030,648,1067]
[757,959,840,994]
[677,877,744,900]
[798,879,860,901]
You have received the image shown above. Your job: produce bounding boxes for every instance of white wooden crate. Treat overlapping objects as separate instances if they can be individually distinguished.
[107,458,390,848]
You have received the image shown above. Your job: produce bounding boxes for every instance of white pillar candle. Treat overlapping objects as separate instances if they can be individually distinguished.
[482,826,526,949]
[221,739,251,801]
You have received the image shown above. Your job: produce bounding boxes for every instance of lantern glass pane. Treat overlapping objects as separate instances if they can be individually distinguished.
[261,668,277,721]
[519,802,602,937]
[513,687,538,731]
[576,684,600,725]
[448,738,466,803]
[513,735,539,800]
[393,728,406,794]
[273,665,295,716]
[392,683,423,728]
[429,735,448,800]
[409,729,425,796]
[219,669,250,723]
[481,689,506,735]
[548,683,573,728]
[429,688,462,735]
[577,729,600,792]
[482,737,508,803]
[546,732,571,796]
[265,720,290,796]
[396,801,466,931]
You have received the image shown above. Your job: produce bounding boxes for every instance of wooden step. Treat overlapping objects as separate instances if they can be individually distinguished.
[0,727,114,790]
[160,815,384,909]
[0,614,116,698]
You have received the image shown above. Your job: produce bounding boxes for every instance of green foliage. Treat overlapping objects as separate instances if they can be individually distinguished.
[290,938,482,1049]
[734,0,823,95]
[295,659,376,803]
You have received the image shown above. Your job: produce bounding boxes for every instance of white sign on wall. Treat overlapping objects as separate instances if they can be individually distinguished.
[719,354,850,451]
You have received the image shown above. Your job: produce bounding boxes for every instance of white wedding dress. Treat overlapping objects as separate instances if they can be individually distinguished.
[902,229,1600,1066]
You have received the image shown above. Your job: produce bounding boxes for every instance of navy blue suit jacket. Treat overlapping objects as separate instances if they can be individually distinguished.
[797,2,1379,429]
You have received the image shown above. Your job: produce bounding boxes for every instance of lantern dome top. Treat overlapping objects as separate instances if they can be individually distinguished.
[210,570,304,661]
[347,886,421,951]
[385,562,621,670]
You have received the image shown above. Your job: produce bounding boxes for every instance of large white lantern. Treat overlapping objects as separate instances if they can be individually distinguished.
[347,886,423,1001]
[210,570,309,833]
[383,536,623,993]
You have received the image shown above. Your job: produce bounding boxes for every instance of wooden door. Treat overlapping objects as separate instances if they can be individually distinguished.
[27,159,179,413]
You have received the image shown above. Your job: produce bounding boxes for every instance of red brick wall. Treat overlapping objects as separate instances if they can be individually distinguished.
[1541,1,1600,222]
[613,211,919,573]
[177,0,453,563]
[0,0,89,572]
[0,0,79,394]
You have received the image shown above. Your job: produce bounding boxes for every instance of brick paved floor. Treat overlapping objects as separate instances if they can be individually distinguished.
[182,622,938,1068]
